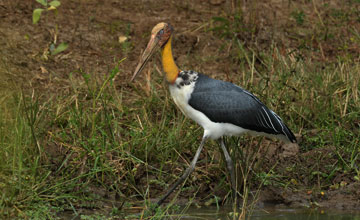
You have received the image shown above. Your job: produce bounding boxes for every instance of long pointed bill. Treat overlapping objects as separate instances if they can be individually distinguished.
[131,35,160,81]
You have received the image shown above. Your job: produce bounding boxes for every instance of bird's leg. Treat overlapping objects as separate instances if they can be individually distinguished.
[219,138,237,202]
[157,136,208,206]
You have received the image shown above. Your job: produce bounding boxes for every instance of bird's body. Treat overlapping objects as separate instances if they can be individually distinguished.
[131,22,296,206]
[169,70,296,142]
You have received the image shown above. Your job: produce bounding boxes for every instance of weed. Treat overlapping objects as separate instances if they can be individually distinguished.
[291,10,306,25]
[33,0,61,25]
[32,0,68,57]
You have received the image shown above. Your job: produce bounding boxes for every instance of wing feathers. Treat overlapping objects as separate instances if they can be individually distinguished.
[188,73,296,143]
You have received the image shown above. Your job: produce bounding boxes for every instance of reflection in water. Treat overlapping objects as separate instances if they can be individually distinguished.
[182,206,360,220]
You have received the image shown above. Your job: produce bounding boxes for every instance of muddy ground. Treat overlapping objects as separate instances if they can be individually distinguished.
[1,0,359,213]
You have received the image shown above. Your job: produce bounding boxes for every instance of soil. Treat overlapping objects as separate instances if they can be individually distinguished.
[1,0,359,213]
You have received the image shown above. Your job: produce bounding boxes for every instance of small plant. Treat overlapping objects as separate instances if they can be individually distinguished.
[32,0,68,57]
[32,0,61,24]
[120,23,133,55]
[291,10,306,25]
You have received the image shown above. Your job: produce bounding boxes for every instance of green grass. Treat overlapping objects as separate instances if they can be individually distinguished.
[0,92,60,218]
[1,1,360,219]
[1,53,358,218]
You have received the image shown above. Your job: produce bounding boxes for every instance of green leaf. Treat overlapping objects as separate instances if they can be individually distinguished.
[51,42,68,55]
[32,8,44,24]
[49,0,61,7]
[36,0,48,6]
[212,16,229,24]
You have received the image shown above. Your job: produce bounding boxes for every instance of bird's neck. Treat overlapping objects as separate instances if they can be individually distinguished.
[161,36,179,84]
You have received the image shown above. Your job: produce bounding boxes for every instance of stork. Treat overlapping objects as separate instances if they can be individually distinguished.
[131,22,296,206]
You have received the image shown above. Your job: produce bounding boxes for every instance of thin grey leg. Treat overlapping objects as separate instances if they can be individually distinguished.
[157,136,208,206]
[219,138,236,200]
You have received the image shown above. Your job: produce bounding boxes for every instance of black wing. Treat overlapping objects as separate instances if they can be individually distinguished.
[188,73,296,143]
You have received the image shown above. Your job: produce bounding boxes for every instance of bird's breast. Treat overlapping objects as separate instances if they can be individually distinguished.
[169,81,194,117]
[169,71,199,116]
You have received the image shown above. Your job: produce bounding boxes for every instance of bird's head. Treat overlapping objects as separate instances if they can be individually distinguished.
[131,22,174,81]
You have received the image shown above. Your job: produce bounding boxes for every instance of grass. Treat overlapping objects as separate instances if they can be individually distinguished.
[1,52,358,218]
[1,0,360,219]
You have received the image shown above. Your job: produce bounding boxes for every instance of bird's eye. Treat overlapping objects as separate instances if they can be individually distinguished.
[159,29,164,35]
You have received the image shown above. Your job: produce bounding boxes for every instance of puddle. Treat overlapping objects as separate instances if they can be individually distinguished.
[182,206,360,220]
[60,205,360,219]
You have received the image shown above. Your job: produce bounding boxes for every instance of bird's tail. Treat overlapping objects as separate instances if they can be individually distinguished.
[271,110,297,143]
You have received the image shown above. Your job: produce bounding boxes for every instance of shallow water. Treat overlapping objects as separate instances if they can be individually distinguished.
[61,205,360,219]
[182,206,360,220]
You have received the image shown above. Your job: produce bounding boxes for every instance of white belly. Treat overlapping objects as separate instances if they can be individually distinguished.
[169,84,248,140]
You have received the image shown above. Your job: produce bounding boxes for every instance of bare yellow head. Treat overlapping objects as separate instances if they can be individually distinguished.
[131,22,179,84]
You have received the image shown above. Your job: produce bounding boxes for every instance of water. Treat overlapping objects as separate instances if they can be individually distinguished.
[182,206,360,220]
[61,204,360,219]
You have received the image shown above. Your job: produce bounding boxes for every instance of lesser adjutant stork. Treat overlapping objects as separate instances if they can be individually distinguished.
[131,22,296,205]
